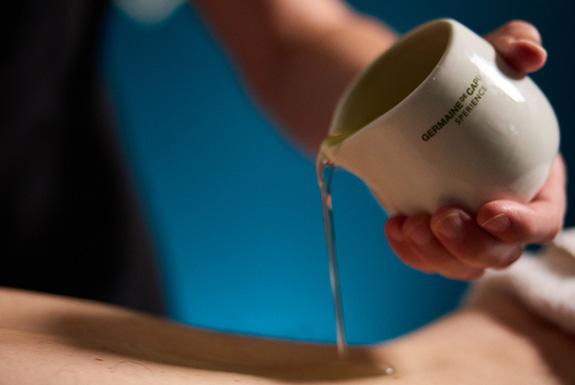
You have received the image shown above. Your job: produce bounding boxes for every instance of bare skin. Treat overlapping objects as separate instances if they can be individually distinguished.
[192,0,567,279]
[0,287,573,384]
[2,4,570,384]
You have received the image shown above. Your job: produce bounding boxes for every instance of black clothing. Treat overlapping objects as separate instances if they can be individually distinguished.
[1,0,165,314]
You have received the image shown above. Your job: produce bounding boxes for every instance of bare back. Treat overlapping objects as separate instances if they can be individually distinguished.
[0,287,573,385]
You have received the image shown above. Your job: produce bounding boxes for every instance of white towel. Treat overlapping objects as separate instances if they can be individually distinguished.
[467,228,575,335]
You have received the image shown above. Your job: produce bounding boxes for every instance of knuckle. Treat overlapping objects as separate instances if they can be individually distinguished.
[403,213,427,233]
[505,19,533,30]
[457,245,510,269]
[432,205,460,220]
[433,253,460,271]
[435,249,483,279]
[509,216,539,240]
[503,19,541,42]
[408,249,436,274]
[476,252,503,268]
[452,249,488,268]
[497,231,524,244]
[515,215,563,243]
[402,255,433,274]
[429,209,446,228]
[477,201,506,224]
[443,269,484,281]
[492,247,523,269]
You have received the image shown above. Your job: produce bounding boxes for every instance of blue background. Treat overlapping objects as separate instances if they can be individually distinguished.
[102,0,574,344]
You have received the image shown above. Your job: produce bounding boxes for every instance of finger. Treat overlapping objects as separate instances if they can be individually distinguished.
[477,156,566,243]
[430,207,524,269]
[485,20,542,45]
[495,39,547,74]
[402,214,484,280]
[385,216,434,273]
[485,20,547,74]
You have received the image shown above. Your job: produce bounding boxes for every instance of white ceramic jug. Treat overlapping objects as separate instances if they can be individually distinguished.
[320,19,559,215]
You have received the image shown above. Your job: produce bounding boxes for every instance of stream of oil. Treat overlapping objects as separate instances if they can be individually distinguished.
[316,155,347,357]
[317,153,395,376]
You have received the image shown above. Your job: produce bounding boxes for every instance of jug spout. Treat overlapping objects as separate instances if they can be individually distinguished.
[318,132,372,179]
[318,137,339,165]
[318,131,401,215]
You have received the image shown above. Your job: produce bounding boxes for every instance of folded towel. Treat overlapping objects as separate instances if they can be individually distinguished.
[467,228,575,335]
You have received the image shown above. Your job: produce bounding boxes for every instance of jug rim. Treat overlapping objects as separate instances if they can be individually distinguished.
[326,18,460,148]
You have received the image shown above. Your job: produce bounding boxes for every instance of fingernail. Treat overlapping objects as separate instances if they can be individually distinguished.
[408,224,433,247]
[436,211,468,240]
[480,213,511,233]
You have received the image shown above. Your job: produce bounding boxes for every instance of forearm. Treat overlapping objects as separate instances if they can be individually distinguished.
[193,0,397,153]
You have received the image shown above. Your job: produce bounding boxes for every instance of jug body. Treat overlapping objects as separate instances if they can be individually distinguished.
[322,19,559,215]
